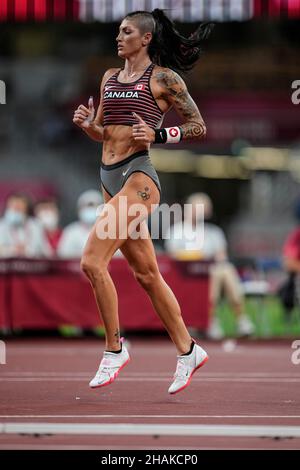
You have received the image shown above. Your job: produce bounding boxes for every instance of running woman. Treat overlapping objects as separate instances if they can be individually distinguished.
[73,9,213,395]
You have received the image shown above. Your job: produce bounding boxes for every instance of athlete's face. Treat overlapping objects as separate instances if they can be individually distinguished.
[116,19,152,58]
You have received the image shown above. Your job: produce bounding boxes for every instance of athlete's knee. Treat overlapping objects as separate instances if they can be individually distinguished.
[134,266,159,292]
[81,254,108,284]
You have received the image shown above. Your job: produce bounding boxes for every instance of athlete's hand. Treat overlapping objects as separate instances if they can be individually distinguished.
[73,96,95,130]
[132,112,155,144]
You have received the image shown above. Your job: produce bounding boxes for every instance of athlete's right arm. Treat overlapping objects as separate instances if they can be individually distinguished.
[72,69,117,142]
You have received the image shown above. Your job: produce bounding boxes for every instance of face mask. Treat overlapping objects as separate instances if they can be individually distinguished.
[79,207,97,226]
[4,209,26,226]
[37,210,59,231]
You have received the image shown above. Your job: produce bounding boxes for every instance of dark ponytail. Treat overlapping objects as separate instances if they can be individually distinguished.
[125,9,214,75]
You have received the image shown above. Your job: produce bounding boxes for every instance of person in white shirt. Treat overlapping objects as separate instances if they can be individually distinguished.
[0,193,52,258]
[57,189,104,259]
[57,189,124,259]
[34,198,63,254]
[165,192,254,339]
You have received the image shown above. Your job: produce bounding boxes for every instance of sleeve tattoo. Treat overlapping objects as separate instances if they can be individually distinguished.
[155,70,207,141]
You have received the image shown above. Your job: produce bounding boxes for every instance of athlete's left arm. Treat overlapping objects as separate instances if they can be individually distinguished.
[154,68,206,141]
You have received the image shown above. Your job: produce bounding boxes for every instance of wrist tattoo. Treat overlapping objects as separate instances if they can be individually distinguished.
[181,120,206,140]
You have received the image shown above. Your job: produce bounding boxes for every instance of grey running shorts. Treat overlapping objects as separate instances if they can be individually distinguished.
[100,150,161,200]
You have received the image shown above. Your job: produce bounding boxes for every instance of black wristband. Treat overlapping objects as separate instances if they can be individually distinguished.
[154,128,167,144]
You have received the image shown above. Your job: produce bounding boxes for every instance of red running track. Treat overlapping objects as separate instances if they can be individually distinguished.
[0,337,300,449]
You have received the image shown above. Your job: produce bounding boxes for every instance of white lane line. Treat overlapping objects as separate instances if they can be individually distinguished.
[5,348,290,356]
[2,372,300,377]
[1,415,300,419]
[1,422,300,437]
[1,377,300,383]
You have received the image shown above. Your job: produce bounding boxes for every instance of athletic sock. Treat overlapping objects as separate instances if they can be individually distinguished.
[180,341,195,356]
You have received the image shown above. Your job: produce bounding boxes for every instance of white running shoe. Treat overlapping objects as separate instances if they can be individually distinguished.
[237,314,255,337]
[89,341,130,389]
[206,317,224,340]
[168,342,209,395]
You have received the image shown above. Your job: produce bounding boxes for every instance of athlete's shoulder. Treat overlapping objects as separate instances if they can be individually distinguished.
[152,65,175,78]
[100,68,121,87]
[104,67,121,76]
[152,65,186,90]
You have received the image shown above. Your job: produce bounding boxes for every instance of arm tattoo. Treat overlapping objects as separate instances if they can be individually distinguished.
[154,70,206,141]
[181,120,206,140]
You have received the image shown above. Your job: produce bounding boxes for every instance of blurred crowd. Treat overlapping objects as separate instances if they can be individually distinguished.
[0,189,299,338]
[164,193,255,339]
[0,189,103,259]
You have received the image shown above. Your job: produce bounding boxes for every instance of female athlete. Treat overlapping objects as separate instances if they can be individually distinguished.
[73,9,213,395]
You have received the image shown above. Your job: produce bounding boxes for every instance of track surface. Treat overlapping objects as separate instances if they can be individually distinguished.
[0,338,300,449]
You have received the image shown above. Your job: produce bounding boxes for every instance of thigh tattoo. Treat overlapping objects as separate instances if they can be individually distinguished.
[137,186,150,201]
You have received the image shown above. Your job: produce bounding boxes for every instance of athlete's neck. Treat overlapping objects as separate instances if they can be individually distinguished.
[123,57,152,77]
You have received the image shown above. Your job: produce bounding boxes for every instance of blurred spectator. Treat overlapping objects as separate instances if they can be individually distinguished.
[165,192,254,339]
[57,189,103,259]
[281,225,300,313]
[34,198,62,254]
[0,193,52,258]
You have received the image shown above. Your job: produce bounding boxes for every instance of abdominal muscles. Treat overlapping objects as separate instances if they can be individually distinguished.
[102,124,150,165]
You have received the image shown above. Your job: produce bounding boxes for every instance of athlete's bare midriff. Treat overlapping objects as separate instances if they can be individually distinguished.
[102,125,150,165]
[101,65,172,166]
